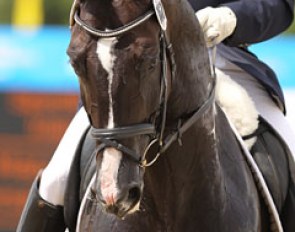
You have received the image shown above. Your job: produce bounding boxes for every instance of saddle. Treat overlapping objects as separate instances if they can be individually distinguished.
[216,69,295,231]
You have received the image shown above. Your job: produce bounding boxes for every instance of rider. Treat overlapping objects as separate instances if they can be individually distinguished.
[17,0,295,231]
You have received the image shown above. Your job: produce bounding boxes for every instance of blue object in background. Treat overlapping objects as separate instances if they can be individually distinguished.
[251,36,295,89]
[0,26,294,92]
[0,26,78,93]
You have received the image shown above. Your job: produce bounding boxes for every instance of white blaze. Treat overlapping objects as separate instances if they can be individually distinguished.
[96,38,122,204]
[100,148,122,204]
[96,37,117,129]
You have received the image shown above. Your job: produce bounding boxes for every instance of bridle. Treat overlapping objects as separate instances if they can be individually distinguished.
[70,0,216,167]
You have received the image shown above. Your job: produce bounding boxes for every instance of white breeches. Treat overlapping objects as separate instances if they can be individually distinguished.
[39,108,90,205]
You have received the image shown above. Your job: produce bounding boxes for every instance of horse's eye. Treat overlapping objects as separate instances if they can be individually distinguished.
[134,58,153,72]
[69,58,86,78]
[148,58,158,71]
[135,60,143,71]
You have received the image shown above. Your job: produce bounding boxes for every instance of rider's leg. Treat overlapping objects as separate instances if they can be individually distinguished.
[17,107,89,232]
[16,171,66,232]
[216,53,295,231]
[39,107,89,205]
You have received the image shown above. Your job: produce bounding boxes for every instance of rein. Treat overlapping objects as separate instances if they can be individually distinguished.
[71,0,215,167]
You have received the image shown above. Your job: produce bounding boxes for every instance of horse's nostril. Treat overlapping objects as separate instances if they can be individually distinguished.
[127,186,141,202]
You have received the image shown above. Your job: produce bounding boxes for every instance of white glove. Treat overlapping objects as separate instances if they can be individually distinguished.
[196,7,237,47]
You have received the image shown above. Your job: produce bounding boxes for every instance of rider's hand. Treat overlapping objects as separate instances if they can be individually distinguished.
[196,7,237,48]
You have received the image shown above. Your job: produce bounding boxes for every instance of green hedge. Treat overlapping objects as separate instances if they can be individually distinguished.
[44,0,72,25]
[0,0,71,25]
[0,0,13,24]
[287,20,295,33]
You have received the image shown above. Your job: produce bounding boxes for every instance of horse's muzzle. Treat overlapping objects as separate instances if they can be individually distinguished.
[93,181,142,219]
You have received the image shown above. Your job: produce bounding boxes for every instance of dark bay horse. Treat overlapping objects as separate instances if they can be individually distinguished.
[65,0,269,231]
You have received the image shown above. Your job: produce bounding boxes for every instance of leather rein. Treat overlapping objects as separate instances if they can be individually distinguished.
[70,0,216,167]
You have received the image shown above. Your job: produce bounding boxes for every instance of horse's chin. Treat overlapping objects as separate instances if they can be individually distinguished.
[104,200,141,219]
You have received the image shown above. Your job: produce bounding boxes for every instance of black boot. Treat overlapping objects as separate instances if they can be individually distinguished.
[16,171,66,232]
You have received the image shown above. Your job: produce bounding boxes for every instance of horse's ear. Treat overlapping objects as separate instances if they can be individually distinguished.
[69,0,79,27]
[152,0,167,31]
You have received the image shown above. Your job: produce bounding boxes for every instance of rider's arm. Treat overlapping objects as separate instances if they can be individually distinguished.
[223,0,294,46]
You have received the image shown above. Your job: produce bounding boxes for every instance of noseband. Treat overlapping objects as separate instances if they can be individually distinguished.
[70,0,216,167]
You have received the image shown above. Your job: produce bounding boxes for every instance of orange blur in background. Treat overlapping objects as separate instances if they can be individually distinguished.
[0,93,77,231]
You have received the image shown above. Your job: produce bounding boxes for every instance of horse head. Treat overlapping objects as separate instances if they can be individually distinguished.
[67,0,212,219]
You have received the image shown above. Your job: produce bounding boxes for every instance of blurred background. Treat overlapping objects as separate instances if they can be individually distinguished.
[0,1,294,231]
[0,1,77,231]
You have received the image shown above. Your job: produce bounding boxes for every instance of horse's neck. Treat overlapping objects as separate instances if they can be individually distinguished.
[156,11,220,216]
[143,0,225,225]
[166,15,212,120]
[144,106,224,225]
[166,53,212,123]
